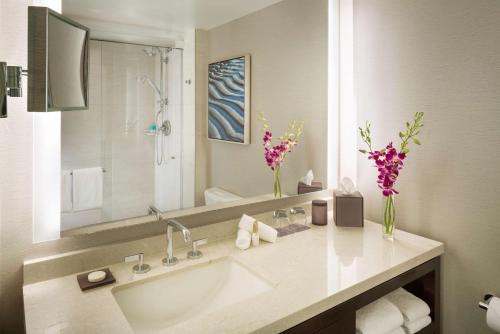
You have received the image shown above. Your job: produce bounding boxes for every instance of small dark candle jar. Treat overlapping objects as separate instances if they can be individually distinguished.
[312,200,328,225]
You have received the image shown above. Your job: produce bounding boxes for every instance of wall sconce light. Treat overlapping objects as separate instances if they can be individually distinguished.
[1,62,27,118]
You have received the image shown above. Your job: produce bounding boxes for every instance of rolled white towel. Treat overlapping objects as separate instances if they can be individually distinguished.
[402,315,431,334]
[356,298,404,334]
[238,214,256,232]
[235,229,251,250]
[257,221,277,243]
[385,288,430,323]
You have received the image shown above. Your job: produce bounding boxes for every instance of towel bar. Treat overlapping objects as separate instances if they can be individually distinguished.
[69,168,106,175]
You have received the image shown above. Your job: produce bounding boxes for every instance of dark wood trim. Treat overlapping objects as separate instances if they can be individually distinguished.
[282,256,441,334]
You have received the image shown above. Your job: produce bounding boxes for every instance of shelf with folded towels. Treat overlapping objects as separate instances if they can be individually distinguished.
[356,288,432,334]
[283,257,440,334]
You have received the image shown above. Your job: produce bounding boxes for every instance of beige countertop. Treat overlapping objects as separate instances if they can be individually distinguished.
[23,221,444,334]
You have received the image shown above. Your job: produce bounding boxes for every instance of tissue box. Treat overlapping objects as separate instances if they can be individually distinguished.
[297,181,323,194]
[333,190,364,227]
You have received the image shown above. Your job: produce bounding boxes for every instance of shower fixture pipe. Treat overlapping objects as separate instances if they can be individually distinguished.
[141,46,173,165]
[137,75,162,97]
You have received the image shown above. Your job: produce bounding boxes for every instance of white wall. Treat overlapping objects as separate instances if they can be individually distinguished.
[31,0,62,243]
[0,0,60,330]
[354,0,500,332]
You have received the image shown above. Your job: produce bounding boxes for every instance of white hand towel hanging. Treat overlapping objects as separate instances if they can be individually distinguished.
[72,167,103,212]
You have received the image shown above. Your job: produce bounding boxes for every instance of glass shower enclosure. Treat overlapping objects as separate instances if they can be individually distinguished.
[60,40,183,231]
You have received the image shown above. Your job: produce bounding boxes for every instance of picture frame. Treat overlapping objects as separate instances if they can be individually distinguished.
[207,54,250,144]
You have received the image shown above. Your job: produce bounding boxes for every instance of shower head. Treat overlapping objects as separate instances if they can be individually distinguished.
[137,75,162,97]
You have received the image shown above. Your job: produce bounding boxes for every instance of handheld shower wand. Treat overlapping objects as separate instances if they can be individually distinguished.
[137,75,162,97]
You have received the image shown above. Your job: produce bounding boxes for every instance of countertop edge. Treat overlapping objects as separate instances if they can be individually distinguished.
[260,244,444,333]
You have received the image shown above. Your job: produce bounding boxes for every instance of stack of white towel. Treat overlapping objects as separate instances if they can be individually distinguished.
[356,288,431,334]
[235,214,278,250]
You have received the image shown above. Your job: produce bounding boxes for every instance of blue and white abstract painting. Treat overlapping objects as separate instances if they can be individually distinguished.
[208,56,249,144]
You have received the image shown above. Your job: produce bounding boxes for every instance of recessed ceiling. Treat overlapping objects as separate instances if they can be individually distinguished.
[62,0,285,31]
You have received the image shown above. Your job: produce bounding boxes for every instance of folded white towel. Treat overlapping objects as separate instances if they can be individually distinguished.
[235,229,251,250]
[238,214,256,232]
[257,221,277,243]
[356,298,404,334]
[72,167,103,211]
[385,288,430,323]
[403,315,431,334]
[357,329,404,334]
[388,328,405,334]
[61,170,73,212]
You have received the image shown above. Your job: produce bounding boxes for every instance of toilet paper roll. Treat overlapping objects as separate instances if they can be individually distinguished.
[487,297,500,332]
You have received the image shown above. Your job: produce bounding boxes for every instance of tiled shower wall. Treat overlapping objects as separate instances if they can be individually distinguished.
[61,41,157,230]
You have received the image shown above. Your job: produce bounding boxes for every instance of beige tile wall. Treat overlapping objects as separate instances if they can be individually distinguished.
[196,0,329,200]
[195,30,210,206]
[354,0,500,332]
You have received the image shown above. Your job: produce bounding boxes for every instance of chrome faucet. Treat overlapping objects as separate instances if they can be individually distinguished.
[162,219,191,266]
[148,205,163,221]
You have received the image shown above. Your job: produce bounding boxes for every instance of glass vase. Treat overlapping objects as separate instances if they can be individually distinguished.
[383,194,395,240]
[273,166,282,198]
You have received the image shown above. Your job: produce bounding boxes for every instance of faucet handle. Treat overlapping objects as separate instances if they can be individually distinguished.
[290,207,306,215]
[187,238,208,259]
[273,209,288,219]
[289,207,307,224]
[125,253,151,274]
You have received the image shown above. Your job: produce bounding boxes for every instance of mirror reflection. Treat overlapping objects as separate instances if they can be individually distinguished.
[55,0,328,235]
[47,13,88,109]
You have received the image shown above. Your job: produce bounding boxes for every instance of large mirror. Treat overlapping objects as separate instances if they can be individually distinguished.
[36,0,328,238]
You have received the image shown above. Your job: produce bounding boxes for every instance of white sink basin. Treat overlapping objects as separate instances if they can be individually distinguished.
[112,257,273,333]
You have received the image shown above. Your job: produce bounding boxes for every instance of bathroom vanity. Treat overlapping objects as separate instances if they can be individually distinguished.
[23,206,443,334]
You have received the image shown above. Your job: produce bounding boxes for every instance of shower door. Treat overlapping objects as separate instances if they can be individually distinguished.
[60,40,183,230]
[100,41,184,219]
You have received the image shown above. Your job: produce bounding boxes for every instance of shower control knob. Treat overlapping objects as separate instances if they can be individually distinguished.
[171,156,176,159]
[159,120,171,136]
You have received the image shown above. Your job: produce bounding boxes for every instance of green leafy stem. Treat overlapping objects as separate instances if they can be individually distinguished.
[358,112,424,155]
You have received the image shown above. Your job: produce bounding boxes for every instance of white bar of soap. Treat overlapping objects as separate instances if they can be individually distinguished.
[88,270,106,283]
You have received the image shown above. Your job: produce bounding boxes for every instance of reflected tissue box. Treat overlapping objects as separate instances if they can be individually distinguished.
[333,190,364,227]
[297,181,323,194]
